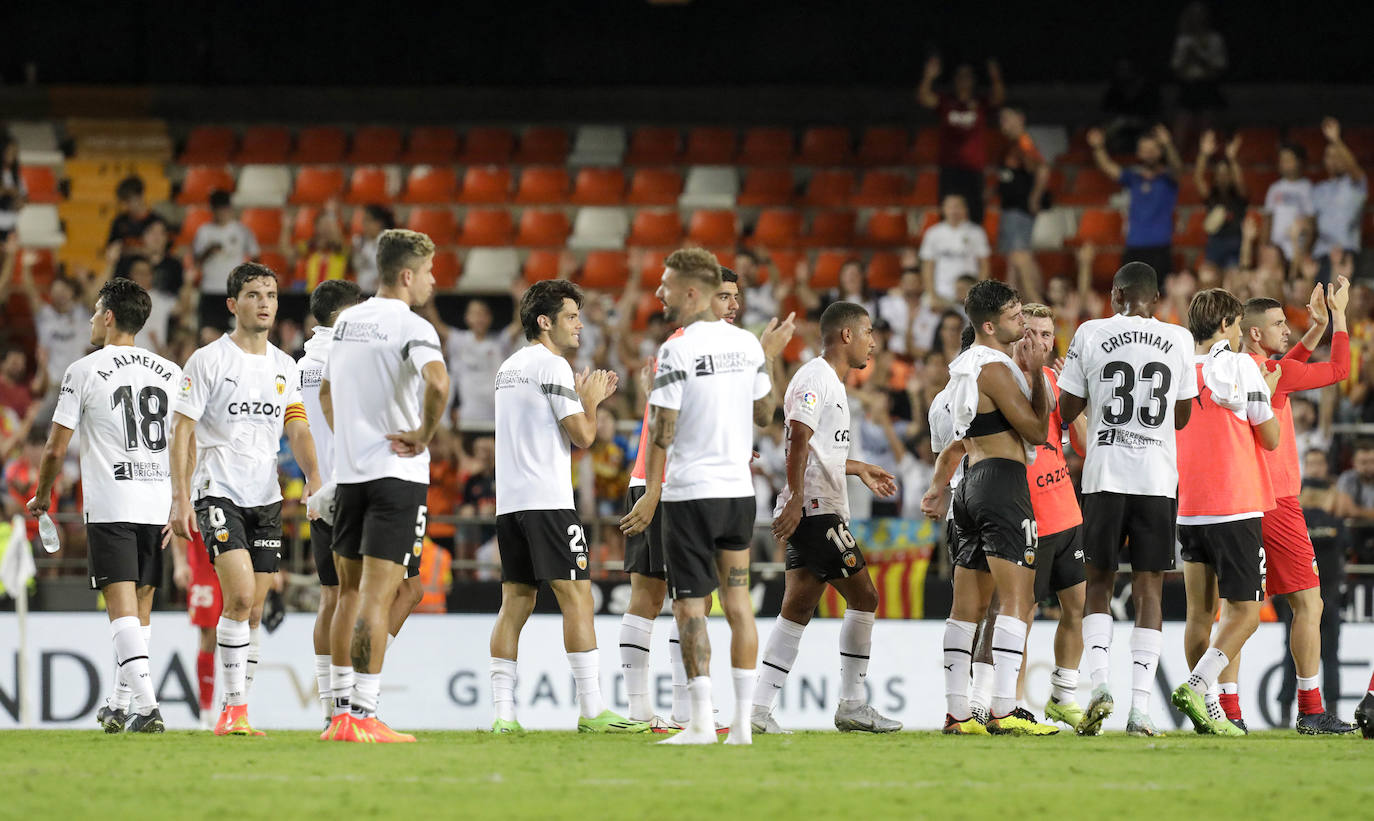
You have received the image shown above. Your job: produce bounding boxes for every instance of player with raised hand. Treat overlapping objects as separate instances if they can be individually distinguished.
[750,301,901,735]
[170,262,323,737]
[1056,262,1197,736]
[28,278,180,734]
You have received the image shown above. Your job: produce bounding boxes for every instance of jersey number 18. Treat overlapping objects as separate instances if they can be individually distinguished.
[111,385,169,452]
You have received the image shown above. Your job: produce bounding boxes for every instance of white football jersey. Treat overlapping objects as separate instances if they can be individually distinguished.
[494,343,584,514]
[52,345,180,524]
[177,334,301,508]
[773,357,851,520]
[926,384,963,522]
[650,320,770,502]
[328,297,445,486]
[1057,314,1198,496]
[446,328,507,423]
[298,326,335,482]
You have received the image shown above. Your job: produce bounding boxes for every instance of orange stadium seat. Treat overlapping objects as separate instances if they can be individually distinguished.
[806,210,856,247]
[852,170,909,207]
[458,127,515,165]
[803,170,855,207]
[625,127,681,165]
[344,166,391,205]
[20,166,61,204]
[1231,127,1281,165]
[1090,250,1124,288]
[409,207,460,245]
[910,128,940,165]
[682,127,737,164]
[1176,209,1207,248]
[628,211,682,247]
[292,206,320,244]
[291,126,347,164]
[431,251,462,290]
[570,168,626,205]
[240,208,285,248]
[455,209,511,246]
[403,127,459,164]
[177,206,212,247]
[915,209,941,240]
[402,166,459,204]
[767,249,804,283]
[626,168,683,205]
[909,170,939,206]
[522,250,561,282]
[258,250,290,279]
[513,166,569,205]
[1243,168,1279,198]
[983,209,1000,246]
[1176,175,1203,207]
[637,249,669,287]
[799,127,852,165]
[1034,251,1072,280]
[513,127,569,165]
[737,169,795,207]
[179,126,236,164]
[235,126,291,164]
[687,210,738,246]
[1073,209,1124,246]
[752,209,804,248]
[868,252,902,289]
[862,210,909,246]
[177,165,235,205]
[458,166,513,204]
[811,251,849,289]
[580,250,630,289]
[1060,168,1119,205]
[289,166,345,205]
[348,126,403,164]
[740,127,795,166]
[516,209,571,247]
[858,127,908,166]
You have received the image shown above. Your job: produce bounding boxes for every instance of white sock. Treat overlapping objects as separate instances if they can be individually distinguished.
[970,662,994,714]
[1050,666,1079,704]
[1205,681,1223,721]
[111,653,131,711]
[387,633,396,651]
[1129,627,1162,713]
[668,621,689,724]
[1220,681,1239,697]
[351,672,380,718]
[619,614,655,721]
[314,654,332,719]
[1187,648,1230,691]
[688,676,713,735]
[244,625,261,696]
[490,657,517,723]
[943,618,977,719]
[838,609,874,703]
[140,624,152,653]
[1297,674,1319,691]
[567,650,605,720]
[1082,613,1113,690]
[753,617,805,714]
[217,616,250,707]
[330,664,354,716]
[990,615,1028,718]
[727,668,755,745]
[111,616,156,713]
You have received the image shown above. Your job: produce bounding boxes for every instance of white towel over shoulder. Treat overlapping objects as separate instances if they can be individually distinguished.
[945,345,1037,462]
[1199,339,1274,424]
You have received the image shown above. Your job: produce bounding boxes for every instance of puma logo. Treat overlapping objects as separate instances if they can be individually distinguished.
[944,664,954,672]
[1091,645,1109,652]
[1133,661,1149,669]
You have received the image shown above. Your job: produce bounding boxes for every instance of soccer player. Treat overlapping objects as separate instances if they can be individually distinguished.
[171,531,222,730]
[937,280,1057,736]
[169,262,323,737]
[319,230,447,743]
[27,278,181,733]
[1056,262,1197,736]
[489,278,644,734]
[1170,288,1280,736]
[751,301,902,735]
[647,248,784,746]
[1239,281,1358,734]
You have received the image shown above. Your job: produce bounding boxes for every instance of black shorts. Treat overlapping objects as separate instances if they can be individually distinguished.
[1034,526,1086,601]
[952,459,1037,572]
[312,520,338,586]
[196,496,283,574]
[87,522,163,591]
[1179,519,1265,603]
[662,497,754,599]
[334,479,428,575]
[496,509,589,585]
[622,485,666,579]
[1081,492,1177,573]
[785,514,867,582]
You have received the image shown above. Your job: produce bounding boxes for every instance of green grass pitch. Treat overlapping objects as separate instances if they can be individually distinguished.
[4,729,1369,820]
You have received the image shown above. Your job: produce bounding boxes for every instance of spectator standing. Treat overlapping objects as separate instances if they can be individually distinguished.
[0,344,44,420]
[997,103,1050,302]
[192,189,259,330]
[1264,143,1314,265]
[1087,124,1182,277]
[106,176,156,249]
[1334,440,1374,563]
[425,298,516,429]
[0,135,26,239]
[878,267,940,358]
[796,258,878,318]
[589,407,631,517]
[1170,2,1228,139]
[917,54,1005,224]
[1312,118,1368,281]
[137,218,184,294]
[299,209,349,290]
[1194,130,1248,269]
[735,249,778,332]
[351,205,394,293]
[919,194,990,308]
[18,268,87,386]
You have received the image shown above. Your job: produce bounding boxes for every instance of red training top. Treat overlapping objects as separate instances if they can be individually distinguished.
[1027,368,1083,537]
[1177,363,1275,518]
[937,94,990,170]
[1251,331,1350,498]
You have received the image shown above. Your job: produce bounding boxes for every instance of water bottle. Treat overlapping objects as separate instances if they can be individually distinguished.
[37,513,60,554]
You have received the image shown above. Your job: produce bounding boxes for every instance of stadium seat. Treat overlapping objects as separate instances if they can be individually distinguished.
[402,166,459,204]
[1072,209,1124,246]
[177,206,212,247]
[915,209,941,240]
[1060,168,1119,205]
[431,251,463,290]
[232,165,292,207]
[347,126,403,164]
[20,166,60,204]
[868,252,902,289]
[177,165,235,205]
[240,208,284,248]
[291,206,321,244]
[626,168,683,206]
[1243,168,1279,198]
[909,171,939,207]
[687,210,738,246]
[344,166,392,205]
[409,207,460,245]
[289,166,346,205]
[852,170,909,207]
[568,126,625,166]
[811,251,849,289]
[625,127,681,165]
[1232,127,1281,165]
[803,170,855,207]
[403,126,459,164]
[1034,251,1072,280]
[910,128,940,165]
[458,166,514,204]
[458,248,519,293]
[1176,175,1204,207]
[513,127,569,165]
[568,207,629,250]
[752,209,804,248]
[570,168,626,205]
[16,205,64,248]
[455,209,512,246]
[983,209,1001,246]
[679,166,739,209]
[682,127,737,164]
[1031,208,1072,250]
[1176,209,1207,248]
[806,210,856,247]
[862,210,909,246]
[768,249,805,282]
[516,209,572,247]
[857,127,909,166]
[627,210,682,247]
[513,166,569,205]
[179,126,236,164]
[799,127,852,165]
[523,249,561,282]
[1089,250,1124,288]
[258,250,290,279]
[234,126,292,164]
[459,127,515,165]
[290,126,348,164]
[737,168,796,207]
[740,127,795,166]
[580,250,630,289]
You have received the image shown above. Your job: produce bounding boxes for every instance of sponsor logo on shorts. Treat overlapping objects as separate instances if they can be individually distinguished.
[576,553,588,571]
[1074,549,1085,560]
[253,539,282,549]
[1024,547,1037,567]
[214,527,229,543]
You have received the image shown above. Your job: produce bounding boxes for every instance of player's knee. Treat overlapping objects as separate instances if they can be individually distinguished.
[224,591,254,615]
[847,585,879,613]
